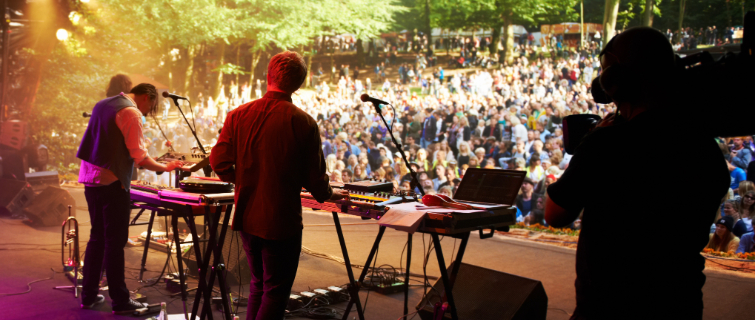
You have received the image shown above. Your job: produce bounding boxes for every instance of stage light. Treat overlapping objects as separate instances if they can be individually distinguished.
[56,29,69,41]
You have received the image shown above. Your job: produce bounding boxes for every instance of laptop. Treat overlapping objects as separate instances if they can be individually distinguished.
[453,168,526,210]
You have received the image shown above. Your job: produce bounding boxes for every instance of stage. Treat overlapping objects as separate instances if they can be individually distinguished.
[0,187,753,320]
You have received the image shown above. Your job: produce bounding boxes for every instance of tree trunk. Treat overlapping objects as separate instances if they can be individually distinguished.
[425,0,432,52]
[213,41,226,101]
[167,44,174,91]
[643,0,654,27]
[501,9,515,64]
[490,25,501,55]
[356,38,364,68]
[447,29,451,55]
[306,48,313,88]
[184,44,197,98]
[330,46,335,83]
[603,0,620,49]
[249,50,261,87]
[192,44,205,102]
[580,0,585,46]
[725,0,732,30]
[235,44,241,87]
[678,0,686,43]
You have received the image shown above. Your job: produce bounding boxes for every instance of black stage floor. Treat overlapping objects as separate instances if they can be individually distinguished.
[0,187,753,320]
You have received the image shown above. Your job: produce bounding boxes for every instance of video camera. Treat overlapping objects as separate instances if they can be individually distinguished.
[563,11,755,155]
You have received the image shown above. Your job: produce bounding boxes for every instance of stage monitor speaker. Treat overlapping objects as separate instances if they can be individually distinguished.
[417,262,547,320]
[0,179,34,216]
[23,186,75,227]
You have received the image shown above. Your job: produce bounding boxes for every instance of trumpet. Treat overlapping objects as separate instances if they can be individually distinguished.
[54,205,81,297]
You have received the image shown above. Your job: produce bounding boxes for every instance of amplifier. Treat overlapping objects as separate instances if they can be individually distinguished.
[344,180,394,193]
[25,171,59,190]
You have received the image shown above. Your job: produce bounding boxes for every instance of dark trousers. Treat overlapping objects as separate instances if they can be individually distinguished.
[240,231,302,320]
[82,182,131,305]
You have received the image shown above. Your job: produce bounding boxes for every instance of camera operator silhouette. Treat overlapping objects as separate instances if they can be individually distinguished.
[545,22,755,320]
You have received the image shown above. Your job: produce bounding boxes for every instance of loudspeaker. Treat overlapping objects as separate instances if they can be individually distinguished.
[23,186,75,227]
[182,220,250,285]
[218,223,250,285]
[0,179,34,215]
[0,120,27,150]
[0,148,27,180]
[417,262,547,320]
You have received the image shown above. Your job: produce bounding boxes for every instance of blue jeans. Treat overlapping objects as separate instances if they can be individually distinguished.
[421,137,433,149]
[240,231,302,320]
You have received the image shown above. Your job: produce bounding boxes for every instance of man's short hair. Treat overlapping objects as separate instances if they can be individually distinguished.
[268,51,307,93]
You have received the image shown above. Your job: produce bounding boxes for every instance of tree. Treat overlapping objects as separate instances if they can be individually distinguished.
[604,0,621,47]
[464,0,578,63]
[643,0,655,26]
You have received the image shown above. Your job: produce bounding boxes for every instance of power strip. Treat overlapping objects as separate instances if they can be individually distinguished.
[361,280,406,295]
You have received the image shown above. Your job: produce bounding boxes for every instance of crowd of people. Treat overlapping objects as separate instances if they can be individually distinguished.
[666,25,744,50]
[134,32,754,255]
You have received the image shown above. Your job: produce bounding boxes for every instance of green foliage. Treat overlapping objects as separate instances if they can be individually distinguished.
[213,63,249,75]
[28,43,110,176]
[589,0,752,32]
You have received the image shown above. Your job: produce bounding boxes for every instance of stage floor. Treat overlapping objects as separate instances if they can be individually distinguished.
[0,187,753,320]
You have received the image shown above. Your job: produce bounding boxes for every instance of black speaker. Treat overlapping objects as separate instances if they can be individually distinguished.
[182,220,250,285]
[219,227,251,285]
[417,262,547,320]
[0,148,27,180]
[23,186,75,227]
[0,178,34,215]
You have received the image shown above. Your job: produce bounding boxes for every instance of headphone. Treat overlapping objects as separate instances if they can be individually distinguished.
[592,37,645,104]
[591,36,681,105]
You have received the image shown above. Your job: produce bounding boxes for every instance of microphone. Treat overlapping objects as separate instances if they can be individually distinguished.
[83,112,92,118]
[360,94,390,111]
[162,91,188,101]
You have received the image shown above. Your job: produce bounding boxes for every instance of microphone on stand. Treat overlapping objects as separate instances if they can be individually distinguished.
[162,91,189,101]
[83,112,92,118]
[360,94,390,113]
[360,94,424,197]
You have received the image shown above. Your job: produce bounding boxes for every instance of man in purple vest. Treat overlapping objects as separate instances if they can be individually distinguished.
[76,83,183,313]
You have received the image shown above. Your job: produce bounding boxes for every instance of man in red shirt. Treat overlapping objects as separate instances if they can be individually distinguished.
[210,51,347,320]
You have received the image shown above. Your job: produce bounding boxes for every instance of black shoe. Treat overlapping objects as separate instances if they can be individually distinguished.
[81,294,105,309]
[111,299,148,314]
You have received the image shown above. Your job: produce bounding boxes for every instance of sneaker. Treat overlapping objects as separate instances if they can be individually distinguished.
[112,299,148,314]
[81,294,105,309]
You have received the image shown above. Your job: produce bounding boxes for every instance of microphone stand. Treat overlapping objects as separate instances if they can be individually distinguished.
[368,102,425,197]
[169,97,206,154]
[167,97,211,185]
